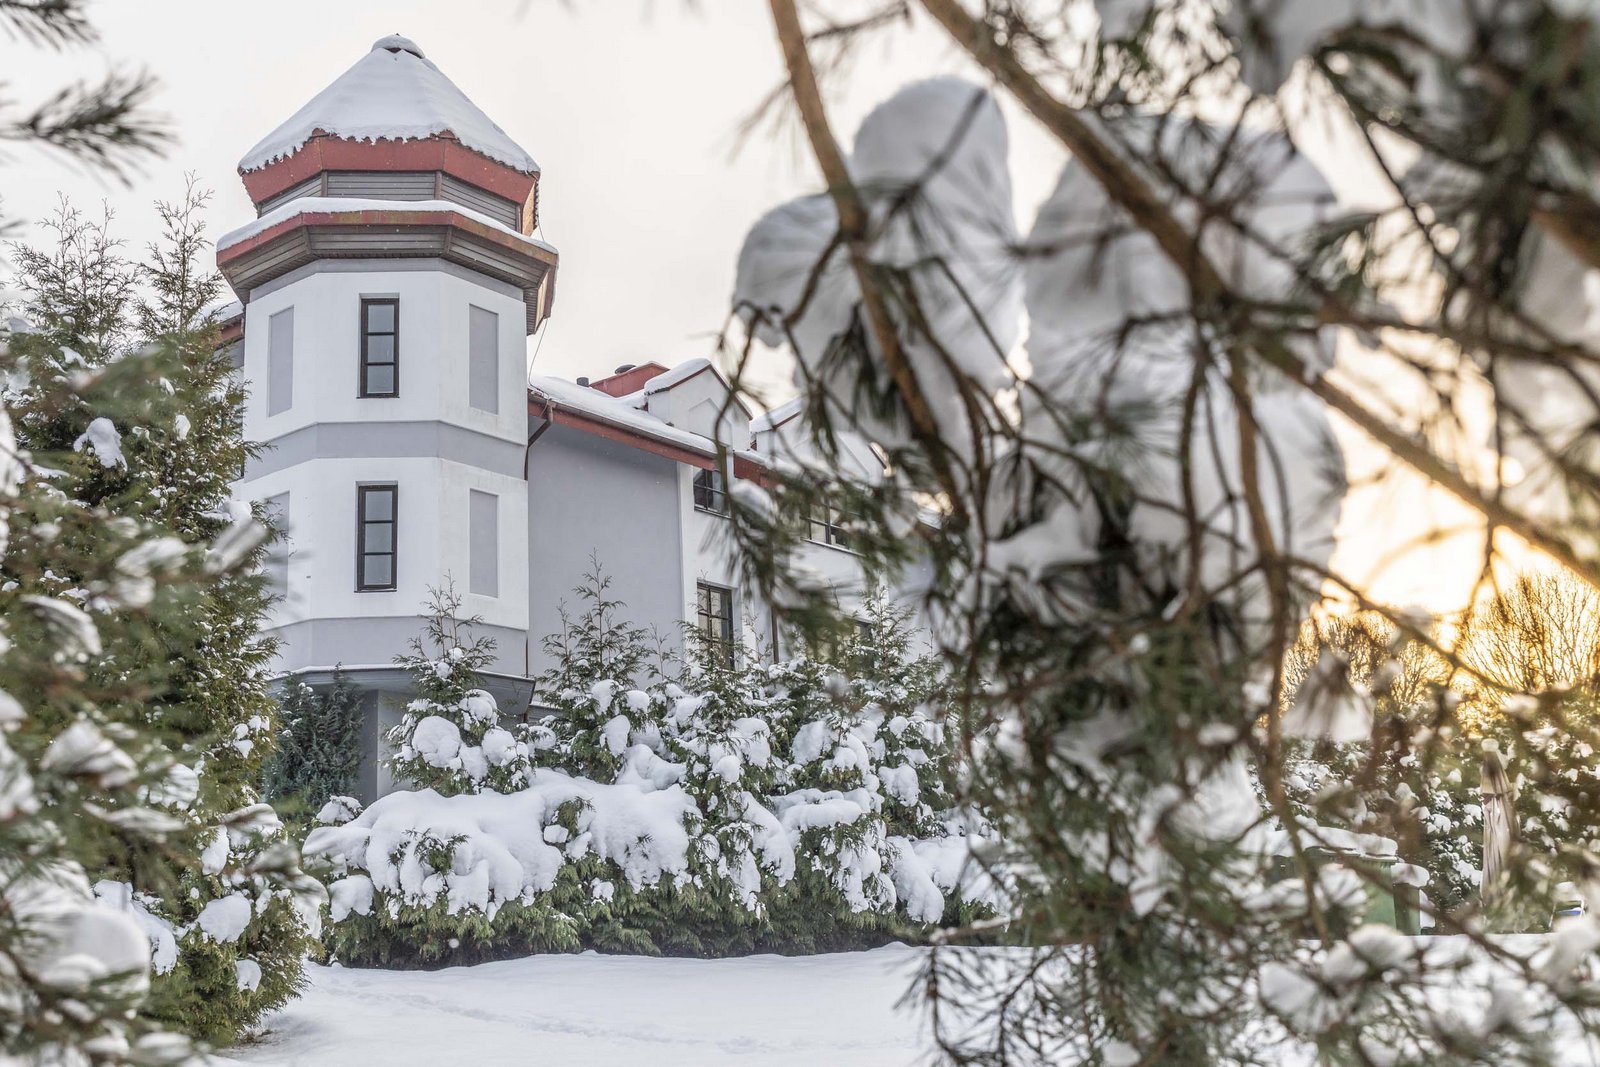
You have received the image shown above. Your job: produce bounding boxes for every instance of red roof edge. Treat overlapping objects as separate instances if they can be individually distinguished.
[528,392,769,486]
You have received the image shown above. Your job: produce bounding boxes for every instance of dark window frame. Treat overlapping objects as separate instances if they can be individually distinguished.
[355,483,398,592]
[692,468,728,515]
[807,504,853,551]
[696,581,736,667]
[359,297,400,398]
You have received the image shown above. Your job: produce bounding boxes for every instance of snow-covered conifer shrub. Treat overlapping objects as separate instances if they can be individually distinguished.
[5,188,321,1048]
[306,579,997,966]
[386,584,530,796]
[530,561,663,780]
[0,308,321,1057]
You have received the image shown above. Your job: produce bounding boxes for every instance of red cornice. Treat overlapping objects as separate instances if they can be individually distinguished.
[240,133,538,232]
[216,205,556,272]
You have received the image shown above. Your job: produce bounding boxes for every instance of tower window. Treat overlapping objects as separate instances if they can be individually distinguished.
[359,298,399,397]
[693,468,727,514]
[696,582,735,667]
[356,484,398,591]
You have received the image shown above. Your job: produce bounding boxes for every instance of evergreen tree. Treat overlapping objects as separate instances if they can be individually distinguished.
[530,560,659,780]
[263,670,364,821]
[387,583,528,796]
[665,627,786,920]
[0,318,316,1062]
[5,187,314,1046]
[0,0,166,218]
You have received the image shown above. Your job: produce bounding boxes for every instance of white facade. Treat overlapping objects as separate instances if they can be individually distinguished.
[237,265,532,677]
[220,34,897,800]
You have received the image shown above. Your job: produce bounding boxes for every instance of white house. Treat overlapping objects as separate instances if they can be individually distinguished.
[218,35,886,799]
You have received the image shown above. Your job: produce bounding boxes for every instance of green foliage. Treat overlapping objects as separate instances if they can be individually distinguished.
[263,670,365,824]
[386,583,529,795]
[4,186,315,1048]
[530,559,662,780]
[314,570,993,968]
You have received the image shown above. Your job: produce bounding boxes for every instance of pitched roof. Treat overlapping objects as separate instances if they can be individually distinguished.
[239,35,538,175]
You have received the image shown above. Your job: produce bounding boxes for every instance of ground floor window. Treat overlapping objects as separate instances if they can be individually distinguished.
[696,581,735,667]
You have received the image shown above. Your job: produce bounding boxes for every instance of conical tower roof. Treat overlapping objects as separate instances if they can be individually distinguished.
[239,35,537,174]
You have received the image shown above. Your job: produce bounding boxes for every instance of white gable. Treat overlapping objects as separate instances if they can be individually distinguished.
[638,359,753,449]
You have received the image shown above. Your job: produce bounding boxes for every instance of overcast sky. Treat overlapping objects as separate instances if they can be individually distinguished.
[0,1,1064,383]
[1,1,1507,613]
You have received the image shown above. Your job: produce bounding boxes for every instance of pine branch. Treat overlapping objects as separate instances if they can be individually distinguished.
[0,0,93,49]
[1,70,169,180]
[914,0,1600,591]
[766,0,965,512]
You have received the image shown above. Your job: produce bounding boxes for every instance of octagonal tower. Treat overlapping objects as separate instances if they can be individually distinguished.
[219,35,555,792]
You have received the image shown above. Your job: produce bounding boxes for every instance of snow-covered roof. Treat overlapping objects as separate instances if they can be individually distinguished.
[529,374,752,460]
[215,197,558,257]
[750,397,802,434]
[640,357,715,395]
[239,35,539,175]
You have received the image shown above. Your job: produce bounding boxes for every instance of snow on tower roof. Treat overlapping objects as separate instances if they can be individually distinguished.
[239,35,539,175]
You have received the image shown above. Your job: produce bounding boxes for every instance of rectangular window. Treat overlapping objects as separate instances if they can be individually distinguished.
[692,468,727,514]
[807,505,852,550]
[356,484,397,591]
[696,582,735,668]
[468,305,499,414]
[359,298,399,398]
[267,307,294,415]
[469,489,498,597]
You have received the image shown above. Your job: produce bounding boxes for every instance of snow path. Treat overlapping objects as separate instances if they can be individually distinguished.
[226,945,935,1066]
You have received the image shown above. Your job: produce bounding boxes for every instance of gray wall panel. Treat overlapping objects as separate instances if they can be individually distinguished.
[245,421,525,480]
[468,305,499,414]
[526,427,684,679]
[470,489,499,597]
[267,308,294,415]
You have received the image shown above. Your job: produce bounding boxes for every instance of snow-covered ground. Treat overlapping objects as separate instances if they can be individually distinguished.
[226,945,935,1067]
[223,936,1600,1066]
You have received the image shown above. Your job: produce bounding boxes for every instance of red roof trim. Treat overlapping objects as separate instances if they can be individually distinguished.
[240,134,538,231]
[529,394,769,485]
[215,206,556,270]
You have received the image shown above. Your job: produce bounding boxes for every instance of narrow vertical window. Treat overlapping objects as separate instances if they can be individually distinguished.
[692,468,727,514]
[469,489,498,597]
[696,582,735,668]
[359,298,399,398]
[468,305,499,414]
[267,307,294,415]
[356,484,398,591]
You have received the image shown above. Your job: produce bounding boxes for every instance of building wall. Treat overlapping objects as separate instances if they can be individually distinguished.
[235,260,532,678]
[525,425,686,679]
[239,262,528,444]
